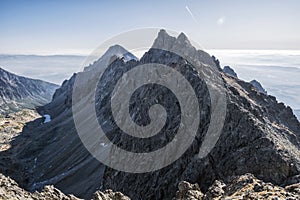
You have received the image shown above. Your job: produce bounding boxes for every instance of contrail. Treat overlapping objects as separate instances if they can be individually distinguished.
[185,5,198,24]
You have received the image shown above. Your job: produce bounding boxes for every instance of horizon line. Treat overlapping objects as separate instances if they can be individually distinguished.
[1,49,300,57]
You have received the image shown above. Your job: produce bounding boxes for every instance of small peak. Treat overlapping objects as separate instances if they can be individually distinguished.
[174,32,192,47]
[250,79,267,95]
[106,44,126,52]
[158,29,168,37]
[223,66,238,78]
[103,44,135,59]
[109,44,123,49]
[152,29,176,49]
[177,32,188,41]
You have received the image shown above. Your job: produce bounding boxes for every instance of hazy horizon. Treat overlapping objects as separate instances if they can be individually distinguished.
[1,49,299,118]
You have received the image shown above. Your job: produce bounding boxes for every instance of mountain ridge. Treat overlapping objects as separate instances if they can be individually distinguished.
[0,30,299,199]
[0,67,59,115]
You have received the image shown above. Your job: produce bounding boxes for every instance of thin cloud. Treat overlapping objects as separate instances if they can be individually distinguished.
[217,16,226,25]
[185,5,198,24]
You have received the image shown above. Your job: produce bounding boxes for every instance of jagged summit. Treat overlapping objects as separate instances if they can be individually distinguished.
[152,29,219,69]
[152,29,191,50]
[152,29,176,50]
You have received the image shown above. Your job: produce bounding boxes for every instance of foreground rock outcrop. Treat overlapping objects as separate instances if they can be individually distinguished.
[0,173,130,200]
[174,174,300,200]
[1,173,299,200]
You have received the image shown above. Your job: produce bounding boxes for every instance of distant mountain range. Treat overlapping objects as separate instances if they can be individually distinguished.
[0,67,58,115]
[0,54,86,84]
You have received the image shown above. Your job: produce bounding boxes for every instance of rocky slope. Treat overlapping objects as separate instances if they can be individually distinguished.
[222,65,267,95]
[0,109,41,152]
[0,30,299,200]
[1,172,299,200]
[0,173,130,200]
[249,80,267,95]
[173,174,300,200]
[0,67,58,115]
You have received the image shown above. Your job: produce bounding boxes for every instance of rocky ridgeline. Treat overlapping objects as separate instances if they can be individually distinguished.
[222,65,267,95]
[174,174,300,200]
[1,173,299,200]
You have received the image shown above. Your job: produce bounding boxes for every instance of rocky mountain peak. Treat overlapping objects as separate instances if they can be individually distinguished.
[84,44,138,71]
[176,32,192,47]
[152,30,218,69]
[103,45,137,60]
[152,29,192,50]
[152,29,176,50]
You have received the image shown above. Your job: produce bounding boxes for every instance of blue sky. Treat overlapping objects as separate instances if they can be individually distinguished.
[1,0,299,55]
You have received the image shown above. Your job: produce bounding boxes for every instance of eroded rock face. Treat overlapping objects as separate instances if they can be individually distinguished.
[93,190,131,200]
[173,181,203,200]
[174,174,300,200]
[0,173,81,200]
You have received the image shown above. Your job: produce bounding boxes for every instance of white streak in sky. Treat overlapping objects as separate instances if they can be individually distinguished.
[185,6,198,24]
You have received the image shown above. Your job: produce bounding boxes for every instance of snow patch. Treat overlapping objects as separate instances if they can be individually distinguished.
[43,114,51,123]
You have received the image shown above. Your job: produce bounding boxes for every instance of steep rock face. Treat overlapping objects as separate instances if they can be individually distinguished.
[250,79,267,95]
[223,66,238,78]
[0,30,299,200]
[0,67,58,115]
[101,32,300,199]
